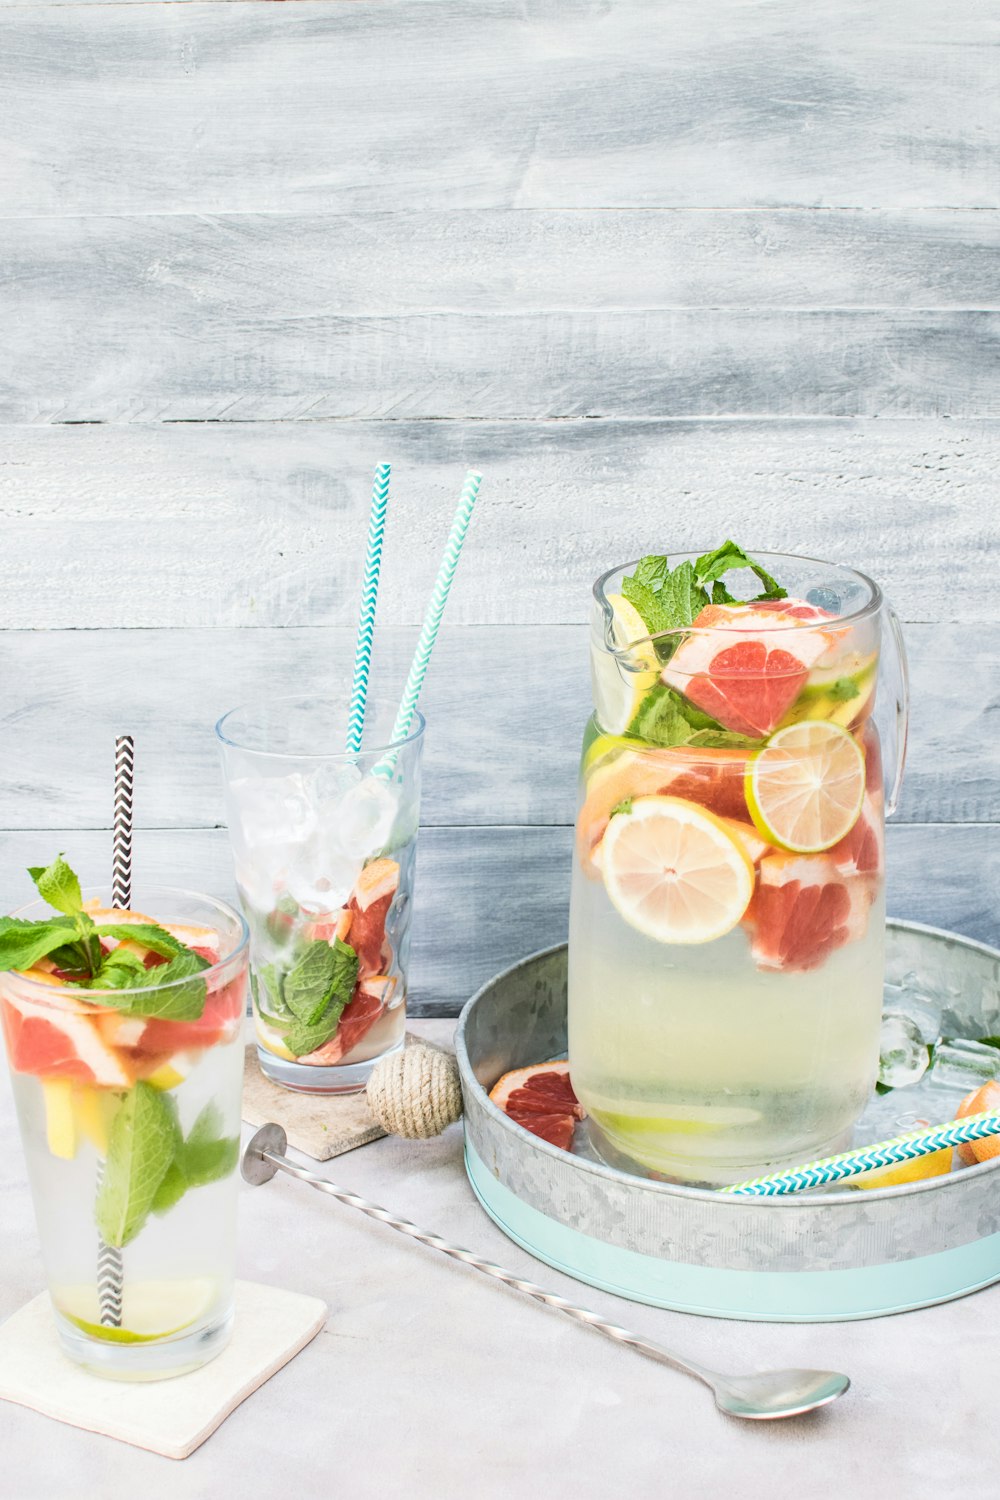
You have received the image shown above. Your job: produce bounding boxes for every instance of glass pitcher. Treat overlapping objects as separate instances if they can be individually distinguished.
[567,551,908,1185]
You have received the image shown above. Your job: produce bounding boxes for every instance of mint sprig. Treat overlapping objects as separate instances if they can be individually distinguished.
[27,854,83,916]
[81,948,210,1020]
[276,938,360,1057]
[620,542,788,646]
[152,1103,239,1216]
[0,915,85,972]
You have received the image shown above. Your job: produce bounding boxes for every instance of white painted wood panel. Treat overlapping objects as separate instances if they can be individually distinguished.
[7,210,999,317]
[2,419,996,629]
[0,825,996,1011]
[7,303,999,423]
[0,625,994,830]
[1,2,997,215]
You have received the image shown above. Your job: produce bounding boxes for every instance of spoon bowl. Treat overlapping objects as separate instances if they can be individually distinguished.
[712,1369,851,1420]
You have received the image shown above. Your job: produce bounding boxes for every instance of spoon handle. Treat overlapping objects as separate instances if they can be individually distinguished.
[251,1137,713,1389]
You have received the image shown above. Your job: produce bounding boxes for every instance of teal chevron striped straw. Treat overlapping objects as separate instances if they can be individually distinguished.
[722,1109,1000,1196]
[374,469,482,777]
[345,463,391,754]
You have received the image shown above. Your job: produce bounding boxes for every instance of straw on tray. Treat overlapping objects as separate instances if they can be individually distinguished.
[97,735,134,1328]
[722,1109,1000,1197]
[345,463,391,755]
[374,470,482,778]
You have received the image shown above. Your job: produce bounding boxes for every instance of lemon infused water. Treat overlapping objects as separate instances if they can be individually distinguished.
[0,880,248,1378]
[568,547,908,1184]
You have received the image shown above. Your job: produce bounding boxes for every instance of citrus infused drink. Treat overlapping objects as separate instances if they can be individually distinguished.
[217,697,424,1094]
[569,546,905,1184]
[0,864,248,1378]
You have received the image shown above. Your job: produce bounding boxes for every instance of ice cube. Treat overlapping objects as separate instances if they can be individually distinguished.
[326,776,400,862]
[878,1012,930,1089]
[285,839,357,913]
[927,1038,1000,1094]
[227,774,317,851]
[879,983,942,1044]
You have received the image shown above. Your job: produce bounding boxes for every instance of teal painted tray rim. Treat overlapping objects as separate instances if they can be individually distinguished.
[455,918,1000,1211]
[465,1139,1000,1322]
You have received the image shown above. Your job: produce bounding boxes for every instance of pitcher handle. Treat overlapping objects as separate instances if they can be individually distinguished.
[883,601,910,818]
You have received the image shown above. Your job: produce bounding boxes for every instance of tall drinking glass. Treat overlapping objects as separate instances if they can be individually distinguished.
[568,552,908,1185]
[216,695,425,1094]
[1,887,248,1379]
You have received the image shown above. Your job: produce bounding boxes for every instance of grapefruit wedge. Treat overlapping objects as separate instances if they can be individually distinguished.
[1,981,133,1086]
[743,853,875,973]
[662,600,838,738]
[489,1061,585,1152]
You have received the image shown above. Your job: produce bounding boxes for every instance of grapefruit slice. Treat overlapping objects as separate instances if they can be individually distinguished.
[489,1061,585,1152]
[746,721,865,854]
[600,796,755,944]
[591,593,662,734]
[956,1082,1000,1165]
[743,853,875,972]
[1,984,133,1086]
[348,860,399,976]
[661,600,838,738]
[830,794,883,877]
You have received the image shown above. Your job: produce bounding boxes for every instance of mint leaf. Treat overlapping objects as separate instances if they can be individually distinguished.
[828,677,860,703]
[92,948,148,988]
[96,1084,181,1248]
[609,798,633,819]
[284,939,359,1056]
[621,558,709,640]
[178,1103,239,1187]
[282,942,341,1025]
[151,1162,188,1215]
[693,541,787,602]
[94,922,189,958]
[112,950,209,1020]
[26,854,82,916]
[0,915,82,972]
[686,728,760,749]
[283,938,358,1027]
[257,963,292,1022]
[285,1011,347,1058]
[76,949,210,1020]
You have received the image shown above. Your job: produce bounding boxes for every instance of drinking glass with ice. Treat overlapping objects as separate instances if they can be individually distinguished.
[217,696,425,1094]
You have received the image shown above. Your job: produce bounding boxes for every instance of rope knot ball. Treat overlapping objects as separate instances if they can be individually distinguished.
[366,1043,464,1139]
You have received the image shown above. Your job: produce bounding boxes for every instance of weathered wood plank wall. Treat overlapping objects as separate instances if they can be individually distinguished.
[1,0,997,1010]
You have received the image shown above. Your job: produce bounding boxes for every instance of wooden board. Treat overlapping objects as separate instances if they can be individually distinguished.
[0,623,994,829]
[1,2,997,214]
[1,825,997,1012]
[2,419,998,629]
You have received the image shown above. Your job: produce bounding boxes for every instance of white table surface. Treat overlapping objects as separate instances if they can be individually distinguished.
[2,1019,996,1499]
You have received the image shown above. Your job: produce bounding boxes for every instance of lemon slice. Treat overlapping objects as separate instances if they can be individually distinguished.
[745,721,865,853]
[852,1146,953,1190]
[600,796,755,944]
[591,593,660,735]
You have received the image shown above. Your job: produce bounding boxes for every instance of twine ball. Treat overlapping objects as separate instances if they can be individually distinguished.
[367,1043,464,1139]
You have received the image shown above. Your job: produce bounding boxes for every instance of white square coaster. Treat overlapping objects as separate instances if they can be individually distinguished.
[0,1280,327,1460]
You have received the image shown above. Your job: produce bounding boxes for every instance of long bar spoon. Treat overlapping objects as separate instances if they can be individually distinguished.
[242,1125,850,1421]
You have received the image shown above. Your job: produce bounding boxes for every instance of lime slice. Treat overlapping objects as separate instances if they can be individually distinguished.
[591,594,661,735]
[55,1277,219,1344]
[599,795,755,944]
[745,721,865,854]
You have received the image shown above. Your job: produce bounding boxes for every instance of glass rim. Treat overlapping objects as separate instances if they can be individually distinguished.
[5,884,249,1005]
[593,549,883,658]
[215,695,426,762]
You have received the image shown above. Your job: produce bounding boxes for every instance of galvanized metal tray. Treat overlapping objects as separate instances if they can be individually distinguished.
[456,921,1000,1322]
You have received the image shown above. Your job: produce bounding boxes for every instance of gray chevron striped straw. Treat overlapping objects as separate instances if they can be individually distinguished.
[96,734,134,1327]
